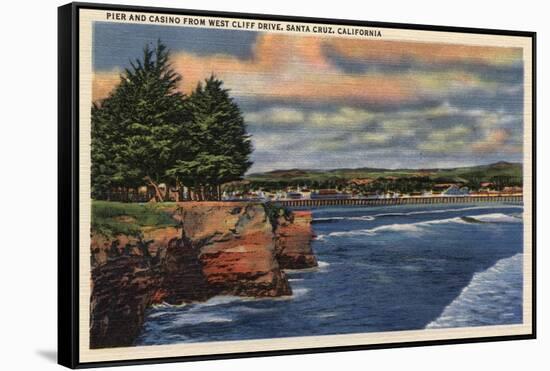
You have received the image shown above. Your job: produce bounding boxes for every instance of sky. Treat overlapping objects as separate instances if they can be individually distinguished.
[92,22,524,174]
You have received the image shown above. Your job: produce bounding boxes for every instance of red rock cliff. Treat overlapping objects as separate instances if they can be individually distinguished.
[89,202,315,348]
[275,210,318,269]
[176,202,292,297]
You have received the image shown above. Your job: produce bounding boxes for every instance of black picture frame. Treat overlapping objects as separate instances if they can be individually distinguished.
[58,2,537,368]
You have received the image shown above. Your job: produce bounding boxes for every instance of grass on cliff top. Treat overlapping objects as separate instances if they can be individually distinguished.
[91,201,178,238]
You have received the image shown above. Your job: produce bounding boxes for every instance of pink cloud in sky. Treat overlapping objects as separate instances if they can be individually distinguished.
[92,33,522,104]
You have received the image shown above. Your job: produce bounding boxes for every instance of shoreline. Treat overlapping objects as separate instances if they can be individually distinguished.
[89,201,317,348]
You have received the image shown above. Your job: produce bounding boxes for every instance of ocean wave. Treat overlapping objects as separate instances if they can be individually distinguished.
[197,295,249,307]
[462,213,522,224]
[373,205,522,219]
[150,301,187,310]
[316,211,522,240]
[285,260,330,274]
[426,253,523,329]
[313,216,375,223]
[146,292,300,326]
[292,287,310,298]
[319,216,468,238]
[312,205,522,223]
[230,306,276,314]
[172,312,233,326]
[315,312,339,318]
[142,310,235,334]
[150,294,286,318]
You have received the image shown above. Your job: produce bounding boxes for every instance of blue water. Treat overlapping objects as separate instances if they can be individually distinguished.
[136,203,524,345]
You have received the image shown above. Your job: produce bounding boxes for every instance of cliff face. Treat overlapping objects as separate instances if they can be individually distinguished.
[89,202,316,348]
[90,255,161,348]
[181,202,292,297]
[275,211,318,269]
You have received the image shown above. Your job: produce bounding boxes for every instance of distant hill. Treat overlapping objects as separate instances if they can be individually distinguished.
[246,162,522,184]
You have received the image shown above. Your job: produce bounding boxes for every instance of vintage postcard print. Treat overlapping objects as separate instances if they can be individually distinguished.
[62,3,535,367]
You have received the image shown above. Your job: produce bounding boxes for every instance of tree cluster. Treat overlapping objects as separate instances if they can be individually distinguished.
[91,41,253,201]
[244,174,522,195]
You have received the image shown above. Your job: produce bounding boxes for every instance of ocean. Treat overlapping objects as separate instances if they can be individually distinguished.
[136,203,524,345]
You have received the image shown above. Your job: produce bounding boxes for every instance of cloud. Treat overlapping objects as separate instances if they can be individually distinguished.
[246,106,376,129]
[417,125,473,153]
[91,25,524,171]
[308,107,375,127]
[326,39,522,67]
[245,107,305,125]
[471,128,514,153]
[250,101,523,162]
[92,33,521,104]
[250,131,307,152]
[246,101,523,158]
[352,132,394,144]
[427,125,473,141]
[92,69,121,103]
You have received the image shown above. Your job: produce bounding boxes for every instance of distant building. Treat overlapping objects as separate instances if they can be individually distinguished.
[364,192,381,199]
[442,185,469,196]
[311,189,351,200]
[433,183,459,190]
[285,192,303,200]
[432,183,462,194]
[502,186,523,194]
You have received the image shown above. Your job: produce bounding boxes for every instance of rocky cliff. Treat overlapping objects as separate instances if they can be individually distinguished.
[89,202,316,348]
[275,210,317,269]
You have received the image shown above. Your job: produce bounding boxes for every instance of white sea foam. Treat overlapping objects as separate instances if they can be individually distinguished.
[427,253,523,329]
[195,295,245,307]
[292,287,310,298]
[150,301,187,310]
[312,205,522,223]
[150,295,246,312]
[348,216,376,221]
[172,312,233,326]
[464,213,522,223]
[316,312,339,318]
[324,216,468,238]
[317,211,522,240]
[374,205,522,218]
[316,261,331,273]
[284,260,330,275]
[231,306,275,314]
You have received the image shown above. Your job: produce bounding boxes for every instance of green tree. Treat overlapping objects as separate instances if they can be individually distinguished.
[167,76,253,200]
[91,40,189,201]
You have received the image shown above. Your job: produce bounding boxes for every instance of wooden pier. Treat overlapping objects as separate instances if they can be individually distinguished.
[271,195,523,208]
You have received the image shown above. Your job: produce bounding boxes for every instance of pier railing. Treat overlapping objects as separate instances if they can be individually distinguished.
[271,195,523,208]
